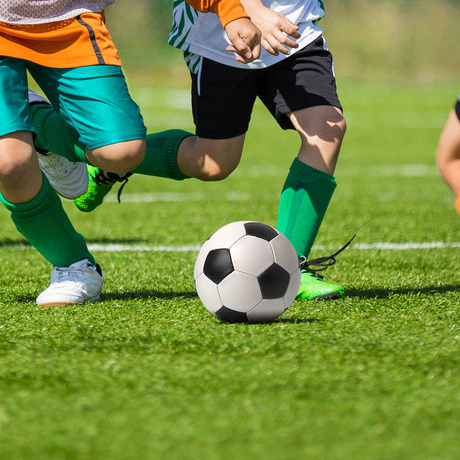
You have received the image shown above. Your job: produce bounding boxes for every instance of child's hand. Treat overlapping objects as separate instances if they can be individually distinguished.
[224,17,261,63]
[242,0,300,56]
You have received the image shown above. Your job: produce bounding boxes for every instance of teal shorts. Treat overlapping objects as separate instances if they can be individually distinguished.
[0,57,146,149]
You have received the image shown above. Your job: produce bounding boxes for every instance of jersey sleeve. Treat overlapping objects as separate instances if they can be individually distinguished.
[185,0,249,27]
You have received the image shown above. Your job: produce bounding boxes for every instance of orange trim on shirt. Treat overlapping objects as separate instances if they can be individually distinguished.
[186,0,248,27]
[0,12,121,68]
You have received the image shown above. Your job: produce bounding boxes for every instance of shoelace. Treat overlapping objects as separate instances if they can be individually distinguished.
[52,264,89,282]
[92,169,133,203]
[299,234,356,280]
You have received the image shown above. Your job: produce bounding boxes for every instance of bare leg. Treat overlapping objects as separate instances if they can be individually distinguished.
[0,131,42,203]
[288,105,346,174]
[436,109,460,196]
[177,134,245,180]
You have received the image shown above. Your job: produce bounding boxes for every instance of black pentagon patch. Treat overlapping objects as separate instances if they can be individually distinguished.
[244,222,278,242]
[215,306,248,323]
[258,263,290,299]
[203,248,234,284]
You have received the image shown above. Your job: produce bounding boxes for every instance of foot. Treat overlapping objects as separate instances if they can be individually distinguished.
[296,235,355,300]
[28,90,89,199]
[74,165,131,212]
[37,151,89,199]
[296,271,344,300]
[36,259,103,307]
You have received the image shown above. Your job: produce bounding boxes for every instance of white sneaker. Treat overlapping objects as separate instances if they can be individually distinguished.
[36,259,103,307]
[28,90,89,199]
[37,151,89,199]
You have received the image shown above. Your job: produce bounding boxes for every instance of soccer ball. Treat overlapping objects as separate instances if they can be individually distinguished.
[194,221,301,323]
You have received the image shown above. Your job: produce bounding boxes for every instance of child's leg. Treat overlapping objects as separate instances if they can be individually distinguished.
[436,104,460,212]
[28,99,194,180]
[29,64,147,173]
[0,60,101,305]
[278,105,346,258]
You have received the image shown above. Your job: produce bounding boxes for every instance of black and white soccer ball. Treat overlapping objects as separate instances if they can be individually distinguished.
[194,221,301,323]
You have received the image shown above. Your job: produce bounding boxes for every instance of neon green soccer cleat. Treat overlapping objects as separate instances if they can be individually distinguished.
[296,235,356,300]
[296,271,344,300]
[74,165,131,212]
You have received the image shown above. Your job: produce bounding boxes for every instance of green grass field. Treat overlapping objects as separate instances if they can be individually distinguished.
[1,80,460,459]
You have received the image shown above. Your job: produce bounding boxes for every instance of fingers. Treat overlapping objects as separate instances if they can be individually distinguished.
[263,31,298,55]
[224,18,261,63]
[253,13,300,56]
[278,16,300,40]
[226,43,260,63]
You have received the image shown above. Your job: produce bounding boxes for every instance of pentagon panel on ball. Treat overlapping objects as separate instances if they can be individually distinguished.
[194,221,301,323]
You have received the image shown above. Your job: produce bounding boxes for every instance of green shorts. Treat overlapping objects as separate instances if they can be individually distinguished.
[0,57,146,149]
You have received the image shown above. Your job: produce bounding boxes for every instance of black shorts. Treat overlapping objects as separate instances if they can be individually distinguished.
[190,36,342,139]
[455,97,460,122]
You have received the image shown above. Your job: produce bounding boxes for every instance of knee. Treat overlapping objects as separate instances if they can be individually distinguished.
[337,114,347,139]
[89,138,146,173]
[0,145,34,185]
[195,158,238,181]
[328,111,347,146]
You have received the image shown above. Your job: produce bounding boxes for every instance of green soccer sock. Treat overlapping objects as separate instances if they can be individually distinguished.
[133,130,192,180]
[29,103,87,163]
[0,175,95,267]
[277,158,337,259]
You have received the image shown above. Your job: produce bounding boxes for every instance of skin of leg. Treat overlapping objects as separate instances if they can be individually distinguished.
[288,105,346,174]
[85,138,146,174]
[177,134,245,181]
[436,110,460,195]
[0,131,43,203]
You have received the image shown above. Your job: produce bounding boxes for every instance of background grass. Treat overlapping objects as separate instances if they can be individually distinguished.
[2,0,460,458]
[2,80,460,459]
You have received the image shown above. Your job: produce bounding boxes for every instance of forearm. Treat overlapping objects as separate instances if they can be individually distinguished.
[239,0,267,18]
[185,0,249,27]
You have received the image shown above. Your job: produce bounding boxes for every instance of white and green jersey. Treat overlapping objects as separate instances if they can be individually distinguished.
[168,0,325,71]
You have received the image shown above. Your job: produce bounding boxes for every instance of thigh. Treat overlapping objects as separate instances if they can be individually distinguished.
[258,36,343,130]
[28,64,146,149]
[191,56,258,139]
[0,57,34,137]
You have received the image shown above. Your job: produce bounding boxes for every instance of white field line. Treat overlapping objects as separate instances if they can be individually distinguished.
[6,241,460,252]
[85,241,460,252]
[104,191,249,203]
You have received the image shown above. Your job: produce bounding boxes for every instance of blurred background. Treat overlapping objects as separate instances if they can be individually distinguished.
[106,0,460,84]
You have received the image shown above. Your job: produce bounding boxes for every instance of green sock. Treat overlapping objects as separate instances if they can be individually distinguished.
[277,158,337,259]
[29,103,87,163]
[30,103,192,180]
[133,130,192,180]
[0,175,95,266]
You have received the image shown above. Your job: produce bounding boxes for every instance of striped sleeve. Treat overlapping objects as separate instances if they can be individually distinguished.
[185,0,248,27]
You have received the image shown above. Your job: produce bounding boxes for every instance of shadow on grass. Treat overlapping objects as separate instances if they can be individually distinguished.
[101,290,197,301]
[14,289,198,303]
[275,318,325,324]
[348,284,459,299]
[14,285,459,306]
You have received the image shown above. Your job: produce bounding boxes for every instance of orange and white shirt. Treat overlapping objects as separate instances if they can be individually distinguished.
[0,0,247,68]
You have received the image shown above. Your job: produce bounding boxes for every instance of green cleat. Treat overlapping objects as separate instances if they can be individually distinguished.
[296,235,356,300]
[296,271,344,300]
[74,165,131,212]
